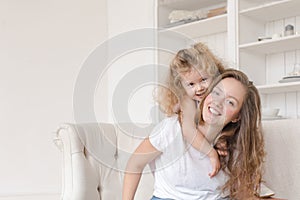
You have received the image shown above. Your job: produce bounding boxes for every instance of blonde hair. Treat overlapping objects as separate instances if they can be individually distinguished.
[198,69,265,199]
[155,42,225,116]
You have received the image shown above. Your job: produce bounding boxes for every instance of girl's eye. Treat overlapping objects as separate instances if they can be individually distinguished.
[188,82,194,87]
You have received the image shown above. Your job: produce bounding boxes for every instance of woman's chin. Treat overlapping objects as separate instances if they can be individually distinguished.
[204,116,226,126]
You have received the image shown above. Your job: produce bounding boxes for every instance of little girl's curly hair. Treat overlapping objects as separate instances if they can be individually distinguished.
[155,42,225,116]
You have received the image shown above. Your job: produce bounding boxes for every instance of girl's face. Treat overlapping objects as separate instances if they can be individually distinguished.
[202,77,246,126]
[180,68,213,102]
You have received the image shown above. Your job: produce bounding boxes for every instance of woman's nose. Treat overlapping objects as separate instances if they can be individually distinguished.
[212,96,224,108]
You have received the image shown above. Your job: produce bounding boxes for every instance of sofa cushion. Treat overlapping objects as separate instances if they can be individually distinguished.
[262,119,300,199]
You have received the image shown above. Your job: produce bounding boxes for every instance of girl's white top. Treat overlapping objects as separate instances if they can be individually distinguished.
[149,116,227,200]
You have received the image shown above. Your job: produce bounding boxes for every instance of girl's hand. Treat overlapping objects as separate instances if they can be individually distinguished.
[207,148,220,178]
[214,140,228,157]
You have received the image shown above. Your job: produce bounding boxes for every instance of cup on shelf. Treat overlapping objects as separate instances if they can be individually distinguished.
[262,108,280,117]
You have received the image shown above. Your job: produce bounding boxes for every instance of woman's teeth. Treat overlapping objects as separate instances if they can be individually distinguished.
[209,107,221,115]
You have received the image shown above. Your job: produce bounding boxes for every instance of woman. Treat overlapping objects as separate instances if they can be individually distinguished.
[122,69,265,200]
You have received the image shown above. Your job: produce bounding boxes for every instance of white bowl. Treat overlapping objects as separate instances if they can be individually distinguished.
[262,108,280,117]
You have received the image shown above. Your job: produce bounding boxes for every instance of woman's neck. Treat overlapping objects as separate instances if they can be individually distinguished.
[198,123,223,144]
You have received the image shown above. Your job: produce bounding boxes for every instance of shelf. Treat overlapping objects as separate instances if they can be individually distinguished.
[158,0,226,9]
[257,81,300,94]
[160,14,227,38]
[239,34,300,54]
[239,0,300,22]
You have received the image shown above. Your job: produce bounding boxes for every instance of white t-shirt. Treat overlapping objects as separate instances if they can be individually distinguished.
[149,115,227,200]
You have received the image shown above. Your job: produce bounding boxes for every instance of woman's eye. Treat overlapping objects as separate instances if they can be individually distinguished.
[226,99,235,106]
[188,83,194,87]
[212,90,219,96]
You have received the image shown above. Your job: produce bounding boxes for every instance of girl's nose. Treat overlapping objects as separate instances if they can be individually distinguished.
[195,83,205,92]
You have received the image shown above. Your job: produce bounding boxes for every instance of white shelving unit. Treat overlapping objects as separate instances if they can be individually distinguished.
[238,0,300,118]
[160,14,227,39]
[156,0,300,119]
[156,0,227,38]
[257,82,300,94]
[239,0,300,22]
[239,34,300,54]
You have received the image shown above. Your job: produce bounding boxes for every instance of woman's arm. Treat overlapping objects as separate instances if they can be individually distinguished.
[122,138,161,200]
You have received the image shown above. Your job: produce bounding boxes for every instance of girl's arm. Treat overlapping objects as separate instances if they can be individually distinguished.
[122,138,161,200]
[180,96,214,152]
[180,96,220,177]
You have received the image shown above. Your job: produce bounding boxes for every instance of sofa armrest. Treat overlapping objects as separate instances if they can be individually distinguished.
[54,123,156,200]
[54,124,100,200]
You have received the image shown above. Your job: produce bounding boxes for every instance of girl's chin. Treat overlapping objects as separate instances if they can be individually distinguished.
[193,96,203,102]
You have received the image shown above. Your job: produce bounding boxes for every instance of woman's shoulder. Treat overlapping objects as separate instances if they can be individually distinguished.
[151,115,181,135]
[149,114,183,151]
[158,115,179,126]
[151,115,180,133]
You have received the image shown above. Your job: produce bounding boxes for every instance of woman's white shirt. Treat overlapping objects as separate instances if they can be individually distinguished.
[149,116,227,200]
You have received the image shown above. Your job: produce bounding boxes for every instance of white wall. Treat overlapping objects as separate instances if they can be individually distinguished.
[0,0,107,199]
[104,0,156,123]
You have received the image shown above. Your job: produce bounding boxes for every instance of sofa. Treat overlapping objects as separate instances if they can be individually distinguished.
[54,119,300,200]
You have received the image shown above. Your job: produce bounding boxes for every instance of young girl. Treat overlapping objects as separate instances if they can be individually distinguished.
[122,69,265,200]
[157,42,226,174]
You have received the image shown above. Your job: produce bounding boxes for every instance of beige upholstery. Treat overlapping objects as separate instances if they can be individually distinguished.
[262,119,300,199]
[54,119,300,200]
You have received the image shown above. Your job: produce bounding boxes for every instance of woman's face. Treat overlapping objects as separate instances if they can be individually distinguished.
[180,68,212,102]
[202,77,246,126]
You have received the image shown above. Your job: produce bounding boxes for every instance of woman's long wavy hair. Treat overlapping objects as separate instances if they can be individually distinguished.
[198,69,265,199]
[155,42,225,116]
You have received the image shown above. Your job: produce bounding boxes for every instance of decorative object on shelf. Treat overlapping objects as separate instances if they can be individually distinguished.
[258,36,272,41]
[168,9,208,24]
[262,108,280,117]
[279,76,300,83]
[284,24,294,36]
[166,6,227,28]
[207,6,227,18]
[271,33,281,39]
[279,63,300,83]
[258,32,283,41]
[290,63,300,76]
[262,108,283,120]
